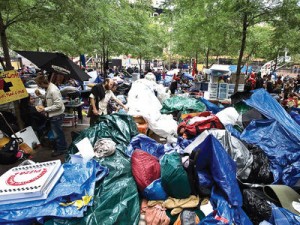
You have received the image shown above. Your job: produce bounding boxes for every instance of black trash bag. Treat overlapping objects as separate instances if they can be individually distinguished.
[115,83,132,96]
[242,108,264,128]
[242,188,273,225]
[230,91,253,104]
[245,144,274,184]
[0,137,22,165]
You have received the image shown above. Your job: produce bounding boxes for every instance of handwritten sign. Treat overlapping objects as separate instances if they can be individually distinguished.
[0,70,28,104]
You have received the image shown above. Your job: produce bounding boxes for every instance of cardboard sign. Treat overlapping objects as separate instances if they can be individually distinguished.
[0,70,28,104]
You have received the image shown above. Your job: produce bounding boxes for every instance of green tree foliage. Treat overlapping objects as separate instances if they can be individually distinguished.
[164,0,300,91]
[1,0,165,72]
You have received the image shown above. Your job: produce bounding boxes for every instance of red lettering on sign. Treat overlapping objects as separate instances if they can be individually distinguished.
[6,168,48,186]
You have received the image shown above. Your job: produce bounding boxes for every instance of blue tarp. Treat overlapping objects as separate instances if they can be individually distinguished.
[193,135,242,207]
[182,72,194,80]
[241,119,300,185]
[143,179,168,200]
[0,160,108,224]
[199,188,252,225]
[290,110,300,126]
[241,89,300,186]
[268,204,300,225]
[229,65,253,74]
[126,134,165,158]
[245,89,300,139]
[199,97,221,114]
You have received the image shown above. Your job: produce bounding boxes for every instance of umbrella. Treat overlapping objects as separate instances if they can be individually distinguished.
[15,51,90,81]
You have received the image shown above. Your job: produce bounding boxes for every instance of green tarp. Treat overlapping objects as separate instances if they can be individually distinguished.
[161,96,206,115]
[45,114,140,225]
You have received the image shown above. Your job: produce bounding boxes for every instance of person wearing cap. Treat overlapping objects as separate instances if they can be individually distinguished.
[34,74,68,157]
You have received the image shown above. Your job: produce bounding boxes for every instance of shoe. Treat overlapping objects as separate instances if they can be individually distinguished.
[51,150,67,157]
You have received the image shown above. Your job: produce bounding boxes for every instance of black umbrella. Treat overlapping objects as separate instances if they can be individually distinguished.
[15,51,90,81]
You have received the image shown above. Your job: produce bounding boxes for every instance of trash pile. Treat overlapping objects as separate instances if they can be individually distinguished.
[1,82,300,224]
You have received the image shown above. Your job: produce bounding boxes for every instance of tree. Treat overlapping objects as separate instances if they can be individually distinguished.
[0,0,67,70]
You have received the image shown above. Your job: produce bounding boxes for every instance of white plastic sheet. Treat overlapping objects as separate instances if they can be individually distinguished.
[216,107,239,126]
[127,79,177,142]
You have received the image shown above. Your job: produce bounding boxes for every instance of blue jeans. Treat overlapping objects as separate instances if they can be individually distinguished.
[50,114,67,152]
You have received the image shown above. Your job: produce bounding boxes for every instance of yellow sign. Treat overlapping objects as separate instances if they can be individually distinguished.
[0,70,28,104]
[197,64,204,72]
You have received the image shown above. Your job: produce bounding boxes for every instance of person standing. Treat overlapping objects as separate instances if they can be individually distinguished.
[89,78,128,126]
[34,74,67,157]
[169,73,180,95]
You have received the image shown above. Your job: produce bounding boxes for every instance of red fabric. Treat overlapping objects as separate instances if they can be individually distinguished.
[177,111,224,138]
[131,149,161,192]
[172,74,180,81]
[192,59,197,76]
[246,77,256,90]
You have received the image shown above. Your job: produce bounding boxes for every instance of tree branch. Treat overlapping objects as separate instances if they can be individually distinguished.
[6,6,37,27]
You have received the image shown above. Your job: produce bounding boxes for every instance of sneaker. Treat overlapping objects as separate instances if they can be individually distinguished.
[51,150,67,157]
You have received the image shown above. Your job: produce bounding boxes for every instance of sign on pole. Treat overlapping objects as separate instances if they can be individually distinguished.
[0,70,28,104]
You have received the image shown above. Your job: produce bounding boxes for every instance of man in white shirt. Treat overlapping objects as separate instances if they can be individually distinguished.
[35,74,68,157]
[89,78,128,125]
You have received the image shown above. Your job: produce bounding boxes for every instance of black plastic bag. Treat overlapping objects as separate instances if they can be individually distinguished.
[242,188,273,225]
[245,144,274,184]
[0,137,22,165]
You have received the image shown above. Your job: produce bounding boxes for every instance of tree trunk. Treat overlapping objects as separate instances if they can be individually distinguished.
[205,48,210,68]
[234,11,248,93]
[273,49,279,72]
[0,31,13,71]
[139,54,142,75]
[0,14,13,71]
[102,44,106,78]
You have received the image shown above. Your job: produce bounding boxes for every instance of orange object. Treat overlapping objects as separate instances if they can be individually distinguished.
[133,116,149,135]
[141,199,170,225]
[0,137,10,148]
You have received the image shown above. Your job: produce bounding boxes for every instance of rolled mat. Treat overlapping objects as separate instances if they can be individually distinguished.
[263,185,300,215]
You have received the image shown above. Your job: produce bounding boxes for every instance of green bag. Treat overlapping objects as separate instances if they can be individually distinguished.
[161,152,191,199]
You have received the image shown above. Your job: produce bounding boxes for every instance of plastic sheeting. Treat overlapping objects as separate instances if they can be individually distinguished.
[216,107,240,126]
[126,134,165,158]
[45,114,140,225]
[242,189,272,224]
[244,89,300,140]
[268,204,300,225]
[242,89,300,186]
[241,119,300,186]
[193,135,242,207]
[290,111,300,125]
[199,188,253,225]
[206,130,253,180]
[199,97,221,114]
[143,179,168,201]
[0,159,108,224]
[183,130,252,181]
[127,79,178,141]
[161,96,206,115]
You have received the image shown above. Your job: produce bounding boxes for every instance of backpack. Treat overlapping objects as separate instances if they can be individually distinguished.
[182,149,212,198]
